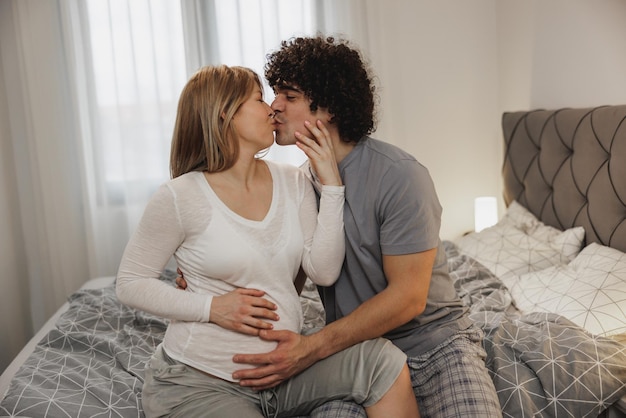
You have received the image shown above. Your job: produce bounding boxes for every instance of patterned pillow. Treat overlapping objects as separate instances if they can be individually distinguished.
[509,243,626,336]
[455,201,585,288]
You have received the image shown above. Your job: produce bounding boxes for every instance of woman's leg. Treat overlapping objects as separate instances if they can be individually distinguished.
[365,363,420,417]
[142,345,265,418]
[269,337,418,417]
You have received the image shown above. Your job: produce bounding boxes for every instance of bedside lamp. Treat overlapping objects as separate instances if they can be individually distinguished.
[474,196,498,232]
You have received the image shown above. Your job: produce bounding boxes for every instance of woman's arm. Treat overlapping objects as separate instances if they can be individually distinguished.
[116,183,214,322]
[296,121,345,286]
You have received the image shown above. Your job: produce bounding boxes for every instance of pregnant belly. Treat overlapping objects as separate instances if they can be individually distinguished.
[163,313,301,382]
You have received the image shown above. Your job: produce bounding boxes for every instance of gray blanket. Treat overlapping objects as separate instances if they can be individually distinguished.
[445,241,626,418]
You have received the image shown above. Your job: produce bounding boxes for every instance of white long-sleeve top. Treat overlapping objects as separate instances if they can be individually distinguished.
[116,161,344,381]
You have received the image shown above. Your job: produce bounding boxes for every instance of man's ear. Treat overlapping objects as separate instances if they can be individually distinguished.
[319,107,334,124]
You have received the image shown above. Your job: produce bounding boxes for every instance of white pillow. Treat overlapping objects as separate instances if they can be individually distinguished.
[510,243,626,336]
[455,201,585,288]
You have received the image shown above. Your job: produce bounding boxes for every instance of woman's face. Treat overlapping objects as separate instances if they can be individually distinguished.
[231,87,276,153]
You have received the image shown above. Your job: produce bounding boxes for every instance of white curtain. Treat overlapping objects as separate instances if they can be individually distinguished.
[0,0,369,369]
[1,0,91,332]
[70,0,189,280]
[180,0,319,178]
[76,0,322,281]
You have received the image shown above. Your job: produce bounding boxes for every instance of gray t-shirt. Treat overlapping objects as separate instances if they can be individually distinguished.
[305,137,472,356]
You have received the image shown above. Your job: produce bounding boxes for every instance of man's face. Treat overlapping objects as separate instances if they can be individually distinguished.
[271,85,330,146]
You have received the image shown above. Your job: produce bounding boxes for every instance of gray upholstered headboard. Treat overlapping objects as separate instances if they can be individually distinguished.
[502,105,626,253]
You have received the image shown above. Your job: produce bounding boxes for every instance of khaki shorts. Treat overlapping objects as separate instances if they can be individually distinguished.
[141,335,406,418]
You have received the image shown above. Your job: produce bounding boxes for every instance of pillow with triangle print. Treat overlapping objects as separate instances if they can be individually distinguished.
[509,242,626,337]
[455,200,585,290]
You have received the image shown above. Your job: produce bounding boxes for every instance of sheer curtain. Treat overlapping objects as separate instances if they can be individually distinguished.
[72,0,189,279]
[182,0,321,167]
[79,0,372,279]
[0,0,367,357]
[78,0,322,280]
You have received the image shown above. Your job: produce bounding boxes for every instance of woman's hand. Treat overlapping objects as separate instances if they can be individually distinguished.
[295,120,342,186]
[175,269,279,336]
[211,289,279,336]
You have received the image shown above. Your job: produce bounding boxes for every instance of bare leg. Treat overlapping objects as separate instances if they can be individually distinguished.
[365,364,420,418]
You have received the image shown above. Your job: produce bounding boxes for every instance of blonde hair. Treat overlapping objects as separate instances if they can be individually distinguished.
[169,65,262,178]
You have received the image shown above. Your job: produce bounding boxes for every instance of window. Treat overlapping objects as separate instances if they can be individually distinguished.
[84,0,315,206]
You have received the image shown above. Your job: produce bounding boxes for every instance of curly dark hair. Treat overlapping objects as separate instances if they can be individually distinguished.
[265,35,377,143]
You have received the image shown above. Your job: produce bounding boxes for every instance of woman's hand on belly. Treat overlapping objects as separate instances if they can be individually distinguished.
[211,288,280,336]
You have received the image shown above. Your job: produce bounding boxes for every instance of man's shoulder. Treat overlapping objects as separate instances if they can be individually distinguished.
[361,137,417,164]
[358,137,429,179]
[355,139,433,193]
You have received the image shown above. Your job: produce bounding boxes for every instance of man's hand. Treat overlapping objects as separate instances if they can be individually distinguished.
[175,268,187,289]
[232,330,318,390]
[175,268,278,336]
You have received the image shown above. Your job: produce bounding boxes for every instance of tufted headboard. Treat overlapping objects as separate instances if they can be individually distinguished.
[502,105,626,253]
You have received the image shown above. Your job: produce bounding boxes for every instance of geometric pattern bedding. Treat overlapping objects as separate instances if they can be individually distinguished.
[0,270,323,418]
[446,241,626,418]
[509,242,626,337]
[2,247,626,418]
[0,277,169,418]
[455,200,586,288]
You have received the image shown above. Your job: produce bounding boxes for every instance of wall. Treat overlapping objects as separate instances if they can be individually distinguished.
[360,0,501,239]
[358,0,626,240]
[497,0,626,112]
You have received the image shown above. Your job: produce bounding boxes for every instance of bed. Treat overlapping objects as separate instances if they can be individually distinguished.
[452,104,626,417]
[1,104,625,417]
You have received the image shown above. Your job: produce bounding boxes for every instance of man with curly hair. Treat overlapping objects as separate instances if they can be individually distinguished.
[230,35,502,417]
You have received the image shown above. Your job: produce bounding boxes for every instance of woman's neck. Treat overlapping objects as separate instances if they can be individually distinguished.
[215,155,265,189]
[204,159,273,221]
